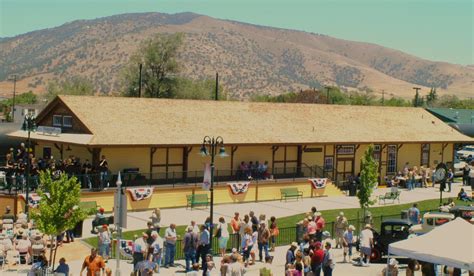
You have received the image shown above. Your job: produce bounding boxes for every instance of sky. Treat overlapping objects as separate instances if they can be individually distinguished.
[0,0,472,65]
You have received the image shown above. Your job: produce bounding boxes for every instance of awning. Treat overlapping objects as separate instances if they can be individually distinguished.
[7,130,93,145]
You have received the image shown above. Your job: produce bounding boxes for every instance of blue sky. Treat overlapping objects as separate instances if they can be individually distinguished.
[0,0,472,65]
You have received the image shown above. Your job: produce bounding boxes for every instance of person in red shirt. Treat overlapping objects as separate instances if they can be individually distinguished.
[314,212,325,242]
[310,241,324,276]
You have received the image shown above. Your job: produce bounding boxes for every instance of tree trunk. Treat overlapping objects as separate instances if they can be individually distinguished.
[52,237,59,270]
[49,235,54,268]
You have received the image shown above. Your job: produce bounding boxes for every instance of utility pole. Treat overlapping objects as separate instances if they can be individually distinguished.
[9,74,17,122]
[325,86,331,104]
[215,72,219,101]
[138,63,142,98]
[413,87,421,107]
[381,90,385,105]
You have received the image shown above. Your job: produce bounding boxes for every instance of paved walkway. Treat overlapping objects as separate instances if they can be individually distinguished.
[81,182,470,238]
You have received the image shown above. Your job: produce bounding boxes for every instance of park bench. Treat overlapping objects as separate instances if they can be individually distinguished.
[186,194,209,209]
[378,191,401,204]
[280,188,303,201]
[79,201,98,211]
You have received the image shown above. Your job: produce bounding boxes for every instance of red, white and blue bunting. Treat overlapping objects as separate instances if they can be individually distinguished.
[227,182,250,195]
[308,178,327,189]
[127,187,154,201]
[19,193,46,208]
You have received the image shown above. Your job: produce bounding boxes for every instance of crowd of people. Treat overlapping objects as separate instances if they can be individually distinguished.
[237,161,271,180]
[0,206,75,275]
[2,142,110,191]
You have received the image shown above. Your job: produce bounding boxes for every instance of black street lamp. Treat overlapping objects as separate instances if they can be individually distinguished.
[21,114,37,218]
[200,136,228,253]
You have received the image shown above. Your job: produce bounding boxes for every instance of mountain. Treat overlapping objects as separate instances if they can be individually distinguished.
[0,12,472,99]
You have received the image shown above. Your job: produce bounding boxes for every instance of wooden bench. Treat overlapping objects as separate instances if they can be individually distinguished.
[186,194,209,209]
[280,188,303,201]
[79,201,98,211]
[378,191,401,204]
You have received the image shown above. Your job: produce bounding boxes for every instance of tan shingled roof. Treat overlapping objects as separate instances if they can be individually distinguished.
[52,95,474,145]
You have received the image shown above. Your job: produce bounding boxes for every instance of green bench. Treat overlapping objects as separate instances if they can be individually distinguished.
[378,191,401,204]
[280,188,303,201]
[79,201,98,211]
[186,194,209,209]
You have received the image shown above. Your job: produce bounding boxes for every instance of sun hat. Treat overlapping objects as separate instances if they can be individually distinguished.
[389,258,398,266]
[291,242,298,248]
[348,225,356,231]
[365,224,372,229]
[339,212,344,216]
[314,212,322,217]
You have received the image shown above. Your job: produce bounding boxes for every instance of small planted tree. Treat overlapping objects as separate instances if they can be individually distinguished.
[31,171,88,268]
[357,145,379,226]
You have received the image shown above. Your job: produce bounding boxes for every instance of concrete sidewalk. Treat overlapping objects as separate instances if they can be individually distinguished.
[81,182,470,238]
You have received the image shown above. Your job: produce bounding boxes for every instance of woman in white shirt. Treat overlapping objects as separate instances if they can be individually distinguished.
[216,217,229,257]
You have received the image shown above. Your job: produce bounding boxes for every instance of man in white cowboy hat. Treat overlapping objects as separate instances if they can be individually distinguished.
[342,225,356,263]
[334,211,348,249]
[381,258,399,276]
[359,224,374,266]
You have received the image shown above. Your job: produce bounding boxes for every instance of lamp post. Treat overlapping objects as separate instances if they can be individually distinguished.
[115,172,122,276]
[200,136,228,253]
[21,114,36,218]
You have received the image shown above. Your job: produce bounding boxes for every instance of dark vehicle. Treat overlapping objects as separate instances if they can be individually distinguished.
[449,206,474,224]
[356,219,412,262]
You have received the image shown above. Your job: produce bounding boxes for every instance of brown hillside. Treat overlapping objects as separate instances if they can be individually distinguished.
[0,12,472,99]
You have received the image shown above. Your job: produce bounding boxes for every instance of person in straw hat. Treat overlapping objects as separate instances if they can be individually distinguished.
[359,224,374,267]
[334,211,348,249]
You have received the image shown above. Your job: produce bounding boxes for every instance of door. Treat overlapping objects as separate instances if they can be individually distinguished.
[336,158,354,182]
[43,147,51,160]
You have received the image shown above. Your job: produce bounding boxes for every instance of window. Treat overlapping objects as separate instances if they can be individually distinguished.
[336,145,355,155]
[63,116,73,127]
[421,144,430,167]
[387,145,397,174]
[53,115,62,127]
[324,157,333,171]
[373,144,381,164]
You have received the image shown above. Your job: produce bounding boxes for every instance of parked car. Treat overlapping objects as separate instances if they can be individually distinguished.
[356,219,412,262]
[453,156,468,177]
[457,145,474,160]
[409,212,455,235]
[448,206,474,224]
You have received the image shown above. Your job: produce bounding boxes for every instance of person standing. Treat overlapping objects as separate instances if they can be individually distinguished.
[359,224,374,267]
[230,212,241,250]
[257,222,271,262]
[151,231,163,273]
[199,225,211,274]
[310,241,324,276]
[269,216,278,252]
[150,208,161,233]
[81,248,106,276]
[242,227,254,267]
[98,225,111,262]
[183,226,198,272]
[164,224,177,268]
[462,164,471,186]
[322,242,334,276]
[342,225,355,263]
[408,203,420,225]
[98,155,108,189]
[447,169,454,192]
[132,233,148,271]
[334,212,348,249]
[314,212,325,242]
[217,217,229,257]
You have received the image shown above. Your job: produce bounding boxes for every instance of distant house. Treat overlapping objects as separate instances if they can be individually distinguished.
[426,108,474,138]
[7,96,474,184]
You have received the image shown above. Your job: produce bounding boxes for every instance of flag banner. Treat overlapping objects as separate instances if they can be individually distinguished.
[19,193,47,208]
[308,178,327,189]
[227,181,250,195]
[202,163,211,190]
[126,187,153,201]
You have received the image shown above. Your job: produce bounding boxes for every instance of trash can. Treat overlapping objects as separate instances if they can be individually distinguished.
[296,222,305,243]
[401,210,409,220]
[72,220,84,238]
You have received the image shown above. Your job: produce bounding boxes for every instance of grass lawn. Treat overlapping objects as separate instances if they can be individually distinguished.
[83,196,468,251]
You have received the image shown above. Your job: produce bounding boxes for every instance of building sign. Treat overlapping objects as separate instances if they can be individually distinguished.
[304,147,323,153]
[37,126,62,136]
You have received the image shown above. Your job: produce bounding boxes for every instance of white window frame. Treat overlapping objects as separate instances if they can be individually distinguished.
[63,116,73,128]
[53,115,62,127]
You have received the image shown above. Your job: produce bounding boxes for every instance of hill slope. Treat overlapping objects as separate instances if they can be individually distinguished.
[0,12,472,99]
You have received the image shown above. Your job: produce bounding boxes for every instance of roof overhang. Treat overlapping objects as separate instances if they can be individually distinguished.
[7,130,93,145]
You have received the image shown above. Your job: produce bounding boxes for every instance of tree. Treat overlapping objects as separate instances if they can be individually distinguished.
[121,33,184,98]
[45,76,95,100]
[357,145,379,226]
[30,171,89,268]
[174,77,227,100]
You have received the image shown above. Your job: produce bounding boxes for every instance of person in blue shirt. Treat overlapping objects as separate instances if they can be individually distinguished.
[408,203,420,225]
[54,257,70,276]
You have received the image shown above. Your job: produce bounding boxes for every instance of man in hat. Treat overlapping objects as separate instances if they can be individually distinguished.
[359,224,374,266]
[286,242,298,267]
[257,221,271,262]
[314,212,325,242]
[164,223,177,268]
[133,232,148,271]
[91,208,106,234]
[310,241,324,275]
[335,212,348,249]
[381,258,399,276]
